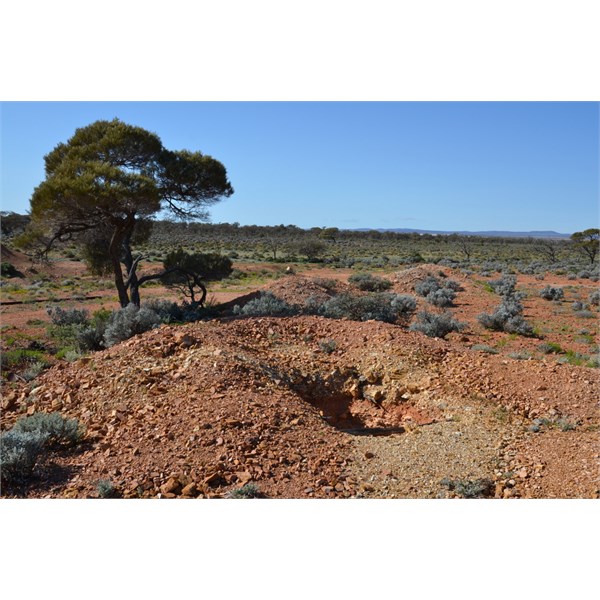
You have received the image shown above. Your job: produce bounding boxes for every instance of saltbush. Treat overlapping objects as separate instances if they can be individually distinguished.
[539,286,564,301]
[426,288,456,307]
[316,292,416,324]
[0,430,48,482]
[103,304,162,347]
[348,273,392,292]
[410,311,466,338]
[414,276,441,297]
[478,299,535,337]
[13,412,84,446]
[47,306,90,326]
[234,292,298,317]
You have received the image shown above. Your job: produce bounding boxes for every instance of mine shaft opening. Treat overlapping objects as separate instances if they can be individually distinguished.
[290,377,405,436]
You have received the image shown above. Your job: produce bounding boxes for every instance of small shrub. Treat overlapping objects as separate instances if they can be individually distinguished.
[414,276,441,297]
[539,286,564,301]
[103,304,162,347]
[234,292,297,317]
[508,351,532,360]
[227,483,262,498]
[471,344,499,354]
[348,273,392,292]
[1,349,48,370]
[47,306,90,326]
[1,262,21,278]
[390,294,418,322]
[410,311,466,339]
[97,479,119,498]
[426,288,456,307]
[319,293,400,324]
[440,478,494,499]
[572,301,587,311]
[0,430,48,482]
[478,300,535,337]
[319,339,337,354]
[13,412,84,446]
[538,342,564,355]
[22,361,47,382]
[588,290,600,306]
[574,310,595,319]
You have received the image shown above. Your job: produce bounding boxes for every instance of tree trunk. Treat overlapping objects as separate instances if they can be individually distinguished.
[109,227,130,308]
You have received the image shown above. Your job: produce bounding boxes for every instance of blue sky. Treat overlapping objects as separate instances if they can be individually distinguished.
[1,102,598,233]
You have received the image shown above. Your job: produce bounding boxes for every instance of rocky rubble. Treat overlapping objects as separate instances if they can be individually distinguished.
[2,313,598,499]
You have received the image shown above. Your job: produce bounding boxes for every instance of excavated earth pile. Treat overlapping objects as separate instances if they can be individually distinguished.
[1,315,598,499]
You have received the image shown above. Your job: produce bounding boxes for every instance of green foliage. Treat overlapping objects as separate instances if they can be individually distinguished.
[410,311,466,338]
[1,348,48,370]
[440,478,494,498]
[162,249,232,304]
[103,304,162,347]
[318,292,414,324]
[538,342,564,354]
[539,286,564,301]
[471,344,499,354]
[348,272,392,292]
[0,430,48,483]
[97,479,119,498]
[571,228,600,264]
[1,262,22,278]
[22,118,233,307]
[227,483,262,498]
[13,412,85,446]
[319,339,338,354]
[234,292,297,317]
[47,306,89,326]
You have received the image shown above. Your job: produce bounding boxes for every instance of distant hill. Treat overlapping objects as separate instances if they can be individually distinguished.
[350,228,571,239]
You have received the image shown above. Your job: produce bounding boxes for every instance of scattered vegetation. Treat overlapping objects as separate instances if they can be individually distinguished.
[440,478,495,498]
[13,412,85,447]
[226,483,263,498]
[96,479,119,499]
[1,412,85,485]
[410,311,466,338]
[539,286,564,301]
[348,272,392,292]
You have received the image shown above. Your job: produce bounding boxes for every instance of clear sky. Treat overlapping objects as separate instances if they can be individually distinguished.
[1,101,598,233]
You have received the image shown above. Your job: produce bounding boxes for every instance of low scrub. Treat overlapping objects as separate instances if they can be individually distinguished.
[317,293,417,324]
[234,292,298,317]
[348,273,392,292]
[478,299,535,337]
[539,286,564,301]
[440,478,494,499]
[13,412,85,446]
[103,304,162,347]
[0,430,48,483]
[410,311,466,338]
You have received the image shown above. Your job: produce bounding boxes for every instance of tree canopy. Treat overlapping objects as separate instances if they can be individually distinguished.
[571,228,599,265]
[21,119,233,306]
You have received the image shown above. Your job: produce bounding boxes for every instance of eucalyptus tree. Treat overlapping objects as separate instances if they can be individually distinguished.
[21,119,233,306]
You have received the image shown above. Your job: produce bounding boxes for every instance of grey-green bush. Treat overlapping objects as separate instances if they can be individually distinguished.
[478,299,535,337]
[103,304,162,347]
[13,412,84,446]
[234,292,298,317]
[47,306,90,326]
[0,429,48,482]
[414,276,441,297]
[539,286,564,301]
[410,311,466,338]
[426,288,456,307]
[348,273,392,292]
